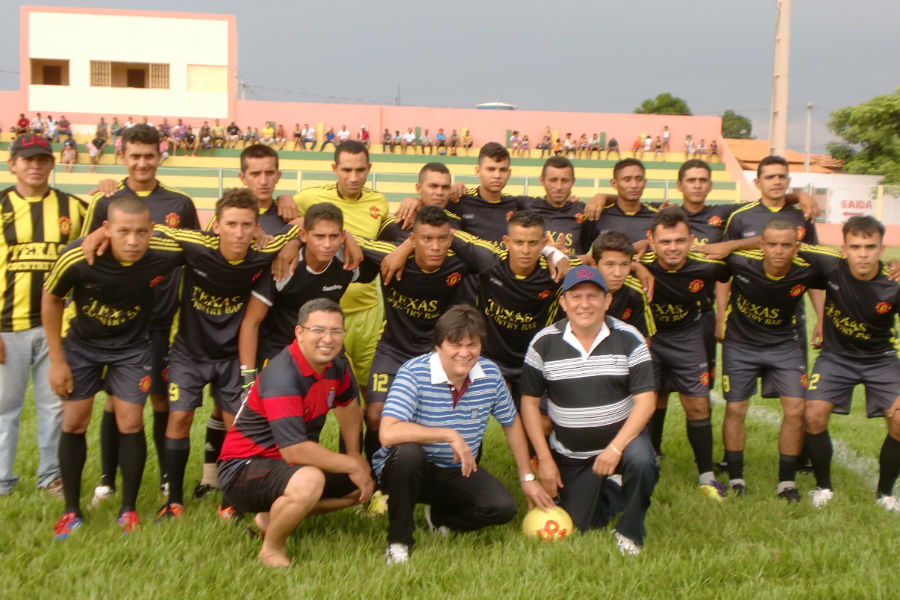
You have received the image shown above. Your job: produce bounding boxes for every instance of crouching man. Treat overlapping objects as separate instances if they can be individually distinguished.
[373,305,554,564]
[217,298,374,568]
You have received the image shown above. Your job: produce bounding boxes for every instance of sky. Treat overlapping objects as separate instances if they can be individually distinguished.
[2,1,897,153]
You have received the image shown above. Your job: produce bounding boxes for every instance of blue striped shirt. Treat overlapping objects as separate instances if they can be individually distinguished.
[372,352,517,479]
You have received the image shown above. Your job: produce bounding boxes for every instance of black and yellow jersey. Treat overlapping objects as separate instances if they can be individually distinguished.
[799,245,900,358]
[43,236,183,349]
[723,200,818,244]
[522,196,591,255]
[608,276,656,338]
[446,186,527,244]
[641,251,730,332]
[723,249,824,345]
[204,202,292,236]
[378,210,462,244]
[583,201,659,246]
[1,186,85,331]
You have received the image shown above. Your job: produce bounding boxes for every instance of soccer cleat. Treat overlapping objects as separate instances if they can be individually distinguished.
[155,503,185,522]
[876,495,900,513]
[218,504,244,522]
[809,487,834,509]
[729,480,747,497]
[366,490,389,516]
[613,530,641,556]
[117,510,140,534]
[193,482,216,500]
[54,512,83,540]
[384,543,409,565]
[699,480,727,501]
[423,505,449,537]
[776,485,801,503]
[90,484,115,509]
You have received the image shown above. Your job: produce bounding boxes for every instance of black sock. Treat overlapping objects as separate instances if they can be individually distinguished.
[118,431,147,513]
[877,435,900,497]
[99,410,119,489]
[364,428,381,463]
[725,450,744,480]
[686,417,714,475]
[204,416,226,464]
[164,436,190,505]
[152,411,168,482]
[59,432,87,516]
[805,430,833,489]
[649,407,667,455]
[778,454,801,483]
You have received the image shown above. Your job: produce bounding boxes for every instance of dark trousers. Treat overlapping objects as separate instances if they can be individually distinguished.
[555,430,658,545]
[380,443,517,547]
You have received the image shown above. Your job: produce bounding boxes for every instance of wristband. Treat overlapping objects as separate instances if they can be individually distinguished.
[240,368,257,390]
[608,444,623,456]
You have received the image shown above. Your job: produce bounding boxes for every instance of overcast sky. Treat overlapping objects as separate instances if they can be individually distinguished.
[2,1,897,152]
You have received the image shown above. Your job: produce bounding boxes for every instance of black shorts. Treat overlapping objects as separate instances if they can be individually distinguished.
[220,457,356,513]
[807,351,900,417]
[722,339,807,402]
[650,325,710,397]
[367,349,407,405]
[62,337,152,405]
[167,345,241,414]
[149,328,171,395]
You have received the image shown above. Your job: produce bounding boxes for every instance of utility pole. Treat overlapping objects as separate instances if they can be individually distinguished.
[769,0,790,157]
[803,102,812,172]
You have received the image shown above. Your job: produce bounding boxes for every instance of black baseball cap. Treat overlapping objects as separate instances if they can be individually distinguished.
[10,134,54,158]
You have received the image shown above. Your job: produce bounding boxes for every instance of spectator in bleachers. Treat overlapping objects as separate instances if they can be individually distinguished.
[260,122,275,145]
[320,127,337,151]
[140,116,153,128]
[337,124,351,144]
[642,134,652,159]
[695,138,707,159]
[708,139,719,162]
[60,135,78,172]
[521,134,530,158]
[15,113,29,135]
[589,133,602,159]
[684,134,694,160]
[393,129,403,152]
[448,129,459,155]
[462,130,474,156]
[43,115,57,142]
[198,121,214,156]
[274,123,287,150]
[563,133,576,158]
[538,126,552,158]
[402,127,416,154]
[181,125,197,156]
[631,136,642,159]
[382,128,393,153]
[212,119,226,149]
[578,133,589,159]
[509,130,520,157]
[553,138,562,156]
[86,136,106,172]
[606,136,620,160]
[170,119,186,151]
[30,113,44,136]
[226,121,242,148]
[435,128,447,154]
[124,116,135,129]
[159,129,171,165]
[418,128,433,154]
[242,125,255,147]
[158,118,171,137]
[56,115,72,142]
[358,125,370,147]
[110,117,122,145]
[662,125,671,153]
[654,136,664,160]
[292,123,303,150]
[302,123,316,150]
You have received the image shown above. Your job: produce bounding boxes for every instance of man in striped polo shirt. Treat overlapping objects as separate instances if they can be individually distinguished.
[373,305,554,565]
[520,265,658,556]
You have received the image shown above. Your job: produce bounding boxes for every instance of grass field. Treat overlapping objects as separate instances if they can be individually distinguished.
[1,301,898,599]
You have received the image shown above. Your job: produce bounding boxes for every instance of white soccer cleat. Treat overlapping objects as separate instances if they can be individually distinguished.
[809,487,834,509]
[876,495,900,513]
[90,484,114,509]
[613,530,641,556]
[384,543,409,565]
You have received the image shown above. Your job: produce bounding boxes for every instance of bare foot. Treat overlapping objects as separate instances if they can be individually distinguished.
[258,548,291,568]
[254,512,269,535]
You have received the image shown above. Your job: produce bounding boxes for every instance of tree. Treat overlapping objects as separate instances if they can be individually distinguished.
[633,93,691,115]
[827,89,900,184]
[721,110,753,139]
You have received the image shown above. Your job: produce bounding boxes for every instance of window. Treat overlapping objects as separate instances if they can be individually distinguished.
[30,59,69,85]
[90,62,169,89]
[90,61,111,86]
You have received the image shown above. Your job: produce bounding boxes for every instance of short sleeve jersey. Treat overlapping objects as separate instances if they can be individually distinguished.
[648,202,739,245]
[520,317,655,458]
[204,203,291,237]
[724,201,818,244]
[446,187,527,244]
[1,186,86,332]
[371,353,517,478]
[44,236,183,349]
[723,250,824,346]
[522,196,591,255]
[608,276,656,338]
[640,252,730,332]
[251,249,377,361]
[163,226,297,360]
[293,184,389,313]
[217,340,358,487]
[583,202,659,246]
[798,245,900,358]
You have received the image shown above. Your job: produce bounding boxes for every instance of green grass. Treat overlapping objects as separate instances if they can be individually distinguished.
[2,300,899,598]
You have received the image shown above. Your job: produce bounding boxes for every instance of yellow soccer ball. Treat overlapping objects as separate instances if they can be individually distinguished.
[522,505,574,541]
